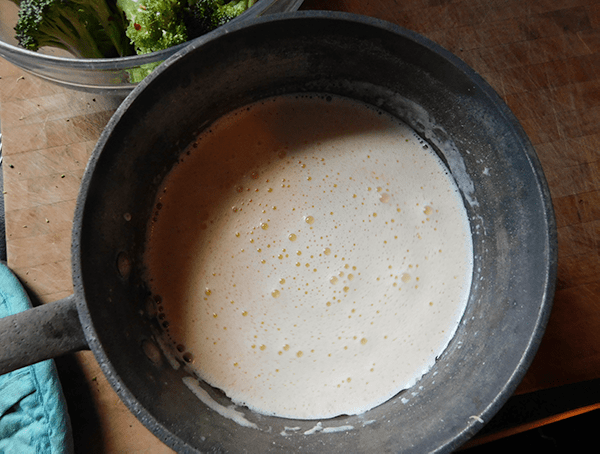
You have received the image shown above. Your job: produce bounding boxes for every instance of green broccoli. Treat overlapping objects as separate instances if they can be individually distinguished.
[183,0,256,40]
[12,0,259,83]
[14,0,132,58]
[116,0,189,55]
[117,0,256,83]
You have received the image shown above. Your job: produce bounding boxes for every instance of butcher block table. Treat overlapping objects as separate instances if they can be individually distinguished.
[1,0,600,451]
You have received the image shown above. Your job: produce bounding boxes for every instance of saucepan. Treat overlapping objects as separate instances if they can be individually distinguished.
[0,11,557,453]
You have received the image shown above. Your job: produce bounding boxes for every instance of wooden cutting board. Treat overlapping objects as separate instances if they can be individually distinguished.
[1,0,599,451]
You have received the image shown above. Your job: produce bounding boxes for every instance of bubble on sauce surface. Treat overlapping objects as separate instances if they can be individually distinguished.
[379,193,391,203]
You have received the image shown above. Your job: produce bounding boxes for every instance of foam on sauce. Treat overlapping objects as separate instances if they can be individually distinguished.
[144,94,473,420]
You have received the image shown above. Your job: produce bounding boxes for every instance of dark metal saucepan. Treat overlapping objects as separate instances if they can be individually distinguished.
[0,11,557,453]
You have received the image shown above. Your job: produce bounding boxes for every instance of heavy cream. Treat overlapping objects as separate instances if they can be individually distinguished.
[144,94,473,420]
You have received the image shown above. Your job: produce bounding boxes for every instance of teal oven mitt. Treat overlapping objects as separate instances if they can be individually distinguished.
[0,262,74,454]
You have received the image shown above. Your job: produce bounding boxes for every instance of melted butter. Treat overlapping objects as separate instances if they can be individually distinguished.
[144,94,473,420]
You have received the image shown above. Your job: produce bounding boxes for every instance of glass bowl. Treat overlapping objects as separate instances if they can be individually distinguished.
[0,0,304,94]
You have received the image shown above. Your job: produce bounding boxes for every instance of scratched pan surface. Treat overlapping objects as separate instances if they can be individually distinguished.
[73,11,557,453]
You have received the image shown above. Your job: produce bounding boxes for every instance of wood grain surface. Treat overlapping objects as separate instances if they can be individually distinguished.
[1,0,599,452]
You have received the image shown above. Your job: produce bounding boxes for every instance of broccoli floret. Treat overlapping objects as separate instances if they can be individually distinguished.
[126,60,162,84]
[184,0,256,40]
[116,0,189,55]
[14,0,132,58]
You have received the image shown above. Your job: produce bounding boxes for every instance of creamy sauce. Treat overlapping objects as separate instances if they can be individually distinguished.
[144,94,473,420]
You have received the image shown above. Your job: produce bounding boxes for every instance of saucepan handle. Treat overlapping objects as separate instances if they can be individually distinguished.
[0,295,89,375]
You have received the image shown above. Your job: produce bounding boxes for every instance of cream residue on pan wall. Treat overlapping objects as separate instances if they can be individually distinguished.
[182,377,259,429]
